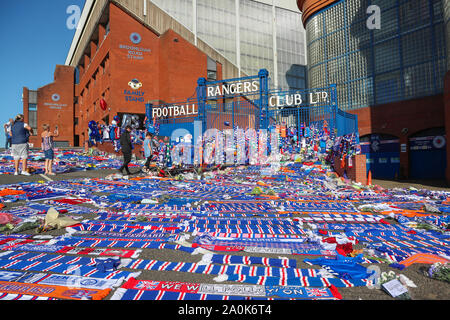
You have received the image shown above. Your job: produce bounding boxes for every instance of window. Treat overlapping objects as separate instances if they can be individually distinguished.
[28,91,37,104]
[28,103,37,136]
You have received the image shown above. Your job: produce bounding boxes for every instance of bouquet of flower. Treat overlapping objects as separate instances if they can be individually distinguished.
[380,271,397,285]
[427,262,450,283]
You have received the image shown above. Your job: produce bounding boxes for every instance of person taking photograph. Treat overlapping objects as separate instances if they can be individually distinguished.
[41,124,59,175]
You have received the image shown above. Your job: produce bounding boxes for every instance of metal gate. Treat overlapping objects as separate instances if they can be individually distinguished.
[145,69,357,141]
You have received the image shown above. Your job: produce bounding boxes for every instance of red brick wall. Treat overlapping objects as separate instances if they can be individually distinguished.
[349,94,445,179]
[24,65,75,149]
[23,3,225,150]
[22,87,29,124]
[75,3,215,148]
[333,154,367,185]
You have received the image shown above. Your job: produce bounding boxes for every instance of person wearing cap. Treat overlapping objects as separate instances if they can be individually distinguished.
[10,114,32,176]
[119,125,133,175]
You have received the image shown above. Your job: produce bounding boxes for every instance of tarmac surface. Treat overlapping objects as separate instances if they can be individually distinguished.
[1,167,449,301]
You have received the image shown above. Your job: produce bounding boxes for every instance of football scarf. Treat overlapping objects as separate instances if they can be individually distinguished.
[192,235,312,250]
[0,255,140,281]
[0,281,110,300]
[0,242,140,259]
[49,237,176,249]
[191,217,297,226]
[0,270,121,290]
[96,215,186,223]
[69,230,178,240]
[196,232,305,239]
[224,274,369,288]
[122,258,322,279]
[35,274,122,290]
[187,225,304,235]
[69,222,180,233]
[119,278,341,300]
[111,288,249,300]
[202,253,296,268]
[0,293,59,300]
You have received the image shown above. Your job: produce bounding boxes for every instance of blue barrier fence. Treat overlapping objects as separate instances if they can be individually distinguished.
[145,69,358,141]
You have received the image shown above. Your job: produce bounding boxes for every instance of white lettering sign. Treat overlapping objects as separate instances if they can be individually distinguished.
[152,104,198,119]
[269,92,328,108]
[207,81,259,98]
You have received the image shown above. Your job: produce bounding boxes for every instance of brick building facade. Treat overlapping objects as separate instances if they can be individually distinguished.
[23,1,226,149]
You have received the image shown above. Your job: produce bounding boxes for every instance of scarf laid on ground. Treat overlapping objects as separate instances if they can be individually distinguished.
[192,235,313,250]
[193,232,305,239]
[69,230,178,240]
[111,288,251,300]
[0,270,121,290]
[0,293,59,300]
[185,225,304,235]
[68,222,180,233]
[118,277,341,300]
[122,258,322,279]
[0,281,110,300]
[0,253,140,280]
[0,242,140,258]
[223,274,370,287]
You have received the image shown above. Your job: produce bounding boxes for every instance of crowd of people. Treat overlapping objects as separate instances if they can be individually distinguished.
[2,113,362,179]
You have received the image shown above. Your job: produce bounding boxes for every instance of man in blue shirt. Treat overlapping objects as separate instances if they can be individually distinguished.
[11,114,32,176]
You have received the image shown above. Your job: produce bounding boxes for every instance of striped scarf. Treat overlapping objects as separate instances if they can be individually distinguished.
[225,274,369,287]
[123,258,321,279]
[111,288,251,300]
[0,252,139,280]
[0,293,59,300]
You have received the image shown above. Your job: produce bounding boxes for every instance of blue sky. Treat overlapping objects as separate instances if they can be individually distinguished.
[0,0,86,146]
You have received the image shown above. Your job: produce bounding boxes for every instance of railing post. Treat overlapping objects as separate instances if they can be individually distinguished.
[258,69,269,130]
[145,103,153,132]
[197,77,207,134]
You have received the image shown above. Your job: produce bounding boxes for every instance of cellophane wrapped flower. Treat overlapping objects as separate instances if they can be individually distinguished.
[428,263,450,283]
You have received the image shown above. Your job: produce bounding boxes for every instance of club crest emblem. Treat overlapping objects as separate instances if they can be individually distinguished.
[128,79,143,90]
[130,32,142,44]
[52,94,60,102]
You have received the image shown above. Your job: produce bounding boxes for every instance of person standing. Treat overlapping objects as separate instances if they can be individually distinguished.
[3,118,13,150]
[11,114,32,176]
[143,132,158,172]
[119,125,133,175]
[41,124,59,175]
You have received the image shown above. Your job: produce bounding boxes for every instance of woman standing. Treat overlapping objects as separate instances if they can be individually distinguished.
[41,124,59,175]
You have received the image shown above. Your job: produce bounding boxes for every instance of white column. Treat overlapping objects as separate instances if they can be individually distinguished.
[272,1,278,89]
[193,0,197,46]
[143,0,147,16]
[236,0,241,76]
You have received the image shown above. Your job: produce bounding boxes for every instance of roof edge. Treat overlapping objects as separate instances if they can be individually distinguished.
[65,0,95,66]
